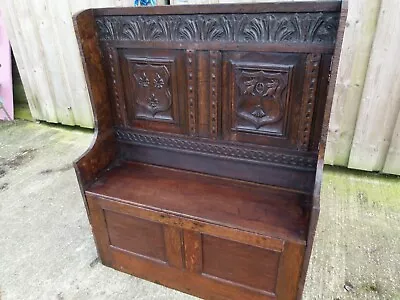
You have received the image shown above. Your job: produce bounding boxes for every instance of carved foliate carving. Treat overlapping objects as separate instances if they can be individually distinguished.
[96,13,339,44]
[115,129,317,170]
[236,70,288,130]
[131,64,172,120]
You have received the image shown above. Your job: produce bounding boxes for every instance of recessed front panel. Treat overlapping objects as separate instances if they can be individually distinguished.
[104,210,167,262]
[202,235,281,293]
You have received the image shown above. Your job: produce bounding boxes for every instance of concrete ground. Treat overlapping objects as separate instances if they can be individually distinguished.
[0,120,399,300]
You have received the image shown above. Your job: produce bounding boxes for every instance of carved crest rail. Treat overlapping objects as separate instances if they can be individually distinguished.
[96,13,339,44]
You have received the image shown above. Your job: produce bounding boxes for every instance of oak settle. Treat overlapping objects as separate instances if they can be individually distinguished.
[73,2,346,299]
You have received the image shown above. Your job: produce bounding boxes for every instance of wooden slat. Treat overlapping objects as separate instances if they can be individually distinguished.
[325,0,381,166]
[382,113,400,175]
[32,0,76,126]
[68,0,100,128]
[348,0,400,172]
[16,0,58,123]
[47,0,85,126]
[2,1,39,119]
[4,0,46,120]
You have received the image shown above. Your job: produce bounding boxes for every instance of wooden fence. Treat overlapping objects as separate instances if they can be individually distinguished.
[2,0,400,175]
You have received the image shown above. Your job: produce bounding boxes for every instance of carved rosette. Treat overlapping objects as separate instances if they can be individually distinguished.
[235,69,288,130]
[96,13,339,44]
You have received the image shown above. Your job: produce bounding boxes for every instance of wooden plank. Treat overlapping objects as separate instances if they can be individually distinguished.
[348,0,400,171]
[140,1,341,10]
[382,113,400,175]
[183,230,203,273]
[3,0,96,127]
[45,0,83,126]
[86,195,114,266]
[3,0,42,120]
[325,0,381,166]
[276,241,305,300]
[61,0,95,128]
[32,0,76,126]
[14,0,59,123]
[0,10,13,121]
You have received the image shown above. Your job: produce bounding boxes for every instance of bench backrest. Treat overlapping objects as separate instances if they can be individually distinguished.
[75,2,343,194]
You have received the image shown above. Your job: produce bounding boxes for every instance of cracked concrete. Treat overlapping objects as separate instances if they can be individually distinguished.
[0,120,399,300]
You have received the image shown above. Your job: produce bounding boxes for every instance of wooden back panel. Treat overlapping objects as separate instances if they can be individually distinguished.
[77,2,342,193]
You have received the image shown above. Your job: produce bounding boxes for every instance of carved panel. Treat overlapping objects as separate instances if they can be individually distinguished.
[235,69,289,134]
[131,62,173,121]
[202,235,281,293]
[96,13,339,45]
[223,52,305,148]
[119,49,185,134]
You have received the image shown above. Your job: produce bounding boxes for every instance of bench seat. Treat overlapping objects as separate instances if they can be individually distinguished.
[87,161,310,243]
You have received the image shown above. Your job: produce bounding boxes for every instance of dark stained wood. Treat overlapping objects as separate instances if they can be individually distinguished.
[276,241,305,299]
[111,247,276,300]
[73,10,117,217]
[85,194,113,266]
[183,230,203,273]
[309,54,333,151]
[202,235,281,293]
[93,2,342,16]
[197,50,211,137]
[74,2,346,300]
[101,40,336,55]
[88,194,285,252]
[222,52,307,149]
[86,194,299,299]
[115,127,318,193]
[105,210,167,262]
[87,161,310,242]
[164,226,184,269]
